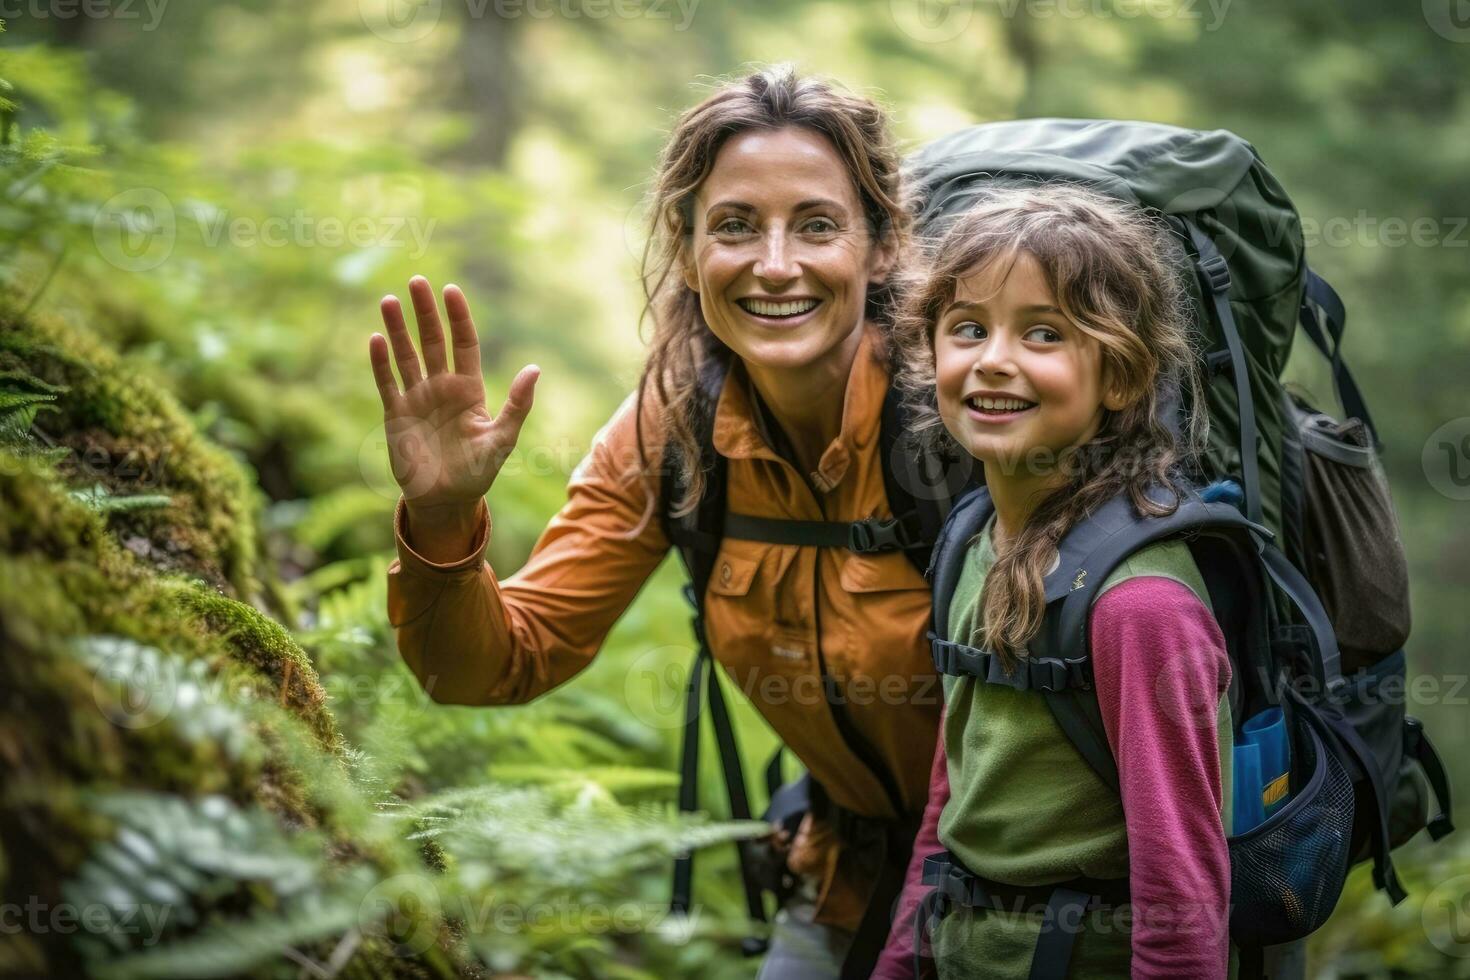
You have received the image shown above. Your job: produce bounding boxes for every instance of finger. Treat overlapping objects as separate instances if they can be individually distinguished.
[367,332,403,413]
[443,283,483,380]
[380,294,423,389]
[408,275,448,376]
[493,364,540,441]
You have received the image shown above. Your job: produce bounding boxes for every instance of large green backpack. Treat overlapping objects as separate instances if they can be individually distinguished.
[906,119,1453,977]
[911,118,1340,551]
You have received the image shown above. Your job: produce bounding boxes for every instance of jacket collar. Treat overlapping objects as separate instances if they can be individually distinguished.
[711,324,887,494]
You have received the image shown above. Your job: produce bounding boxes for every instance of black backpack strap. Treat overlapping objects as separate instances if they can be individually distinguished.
[1043,496,1273,794]
[927,487,995,644]
[1042,690,1120,796]
[1188,223,1264,528]
[663,356,773,947]
[879,381,977,577]
[1298,269,1380,451]
[1402,717,1455,841]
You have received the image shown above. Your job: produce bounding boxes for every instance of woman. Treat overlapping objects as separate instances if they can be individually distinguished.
[367,65,942,979]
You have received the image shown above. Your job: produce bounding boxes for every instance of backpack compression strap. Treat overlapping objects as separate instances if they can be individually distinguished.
[1297,269,1380,451]
[1189,223,1264,528]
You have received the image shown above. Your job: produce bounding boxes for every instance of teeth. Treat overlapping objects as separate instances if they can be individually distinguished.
[742,298,819,318]
[970,396,1034,412]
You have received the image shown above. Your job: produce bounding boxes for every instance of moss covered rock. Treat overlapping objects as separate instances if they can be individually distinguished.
[0,307,484,978]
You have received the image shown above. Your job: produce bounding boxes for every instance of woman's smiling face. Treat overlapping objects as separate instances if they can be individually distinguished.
[681,126,892,376]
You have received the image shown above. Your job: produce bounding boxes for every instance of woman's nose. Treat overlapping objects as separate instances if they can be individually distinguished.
[753,230,798,284]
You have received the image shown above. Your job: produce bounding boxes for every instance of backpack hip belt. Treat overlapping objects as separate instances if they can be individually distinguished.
[914,849,1130,980]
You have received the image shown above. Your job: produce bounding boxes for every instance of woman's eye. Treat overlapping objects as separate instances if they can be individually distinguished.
[714,218,753,235]
[1026,326,1062,343]
[803,218,837,234]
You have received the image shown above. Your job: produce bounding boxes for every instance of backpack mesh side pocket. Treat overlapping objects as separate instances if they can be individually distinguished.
[1289,393,1411,673]
[1227,695,1355,946]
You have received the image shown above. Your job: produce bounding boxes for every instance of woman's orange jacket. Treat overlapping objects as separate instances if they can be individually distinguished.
[387,325,943,932]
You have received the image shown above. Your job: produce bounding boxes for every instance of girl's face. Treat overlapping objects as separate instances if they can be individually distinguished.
[934,250,1125,472]
[681,126,893,378]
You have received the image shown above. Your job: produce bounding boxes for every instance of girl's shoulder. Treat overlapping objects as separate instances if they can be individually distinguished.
[1093,536,1213,618]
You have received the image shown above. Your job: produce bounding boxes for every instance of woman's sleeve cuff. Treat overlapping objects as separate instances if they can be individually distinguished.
[393,495,491,575]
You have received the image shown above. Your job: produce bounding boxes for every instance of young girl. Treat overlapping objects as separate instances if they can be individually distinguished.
[871,184,1234,979]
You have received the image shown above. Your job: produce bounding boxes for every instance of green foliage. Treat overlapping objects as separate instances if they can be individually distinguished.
[0,2,1465,976]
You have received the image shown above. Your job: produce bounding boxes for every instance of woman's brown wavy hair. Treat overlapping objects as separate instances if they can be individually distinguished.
[893,183,1208,669]
[635,64,909,516]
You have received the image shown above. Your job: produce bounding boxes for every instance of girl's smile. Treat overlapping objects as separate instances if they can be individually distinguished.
[934,250,1123,474]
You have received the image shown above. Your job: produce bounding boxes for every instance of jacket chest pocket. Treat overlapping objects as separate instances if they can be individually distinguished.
[829,551,935,681]
[704,540,806,663]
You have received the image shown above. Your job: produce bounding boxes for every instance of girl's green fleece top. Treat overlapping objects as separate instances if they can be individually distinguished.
[928,513,1235,979]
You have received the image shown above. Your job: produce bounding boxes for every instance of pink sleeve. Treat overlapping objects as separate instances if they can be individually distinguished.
[1091,577,1233,980]
[871,712,950,980]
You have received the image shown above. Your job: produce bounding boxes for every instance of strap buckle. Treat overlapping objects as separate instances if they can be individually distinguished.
[848,515,914,554]
[1197,252,1232,295]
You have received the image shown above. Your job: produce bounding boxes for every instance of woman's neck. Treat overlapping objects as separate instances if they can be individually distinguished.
[743,325,863,475]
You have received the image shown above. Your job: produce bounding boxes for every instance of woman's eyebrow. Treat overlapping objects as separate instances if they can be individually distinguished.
[703,198,849,219]
[793,198,848,213]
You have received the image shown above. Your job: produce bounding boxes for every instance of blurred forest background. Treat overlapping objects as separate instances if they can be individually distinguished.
[1,0,1468,976]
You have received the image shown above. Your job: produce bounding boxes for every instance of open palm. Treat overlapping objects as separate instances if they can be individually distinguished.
[368,276,539,515]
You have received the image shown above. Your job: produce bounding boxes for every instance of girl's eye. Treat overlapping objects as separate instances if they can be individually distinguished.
[1026,326,1062,343]
[954,321,987,340]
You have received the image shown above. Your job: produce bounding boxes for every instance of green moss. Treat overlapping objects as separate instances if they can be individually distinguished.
[0,303,479,977]
[0,304,265,605]
[171,583,341,753]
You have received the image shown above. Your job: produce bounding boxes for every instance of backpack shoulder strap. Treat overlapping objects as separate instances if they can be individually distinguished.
[1041,492,1271,794]
[878,382,977,578]
[926,485,994,643]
